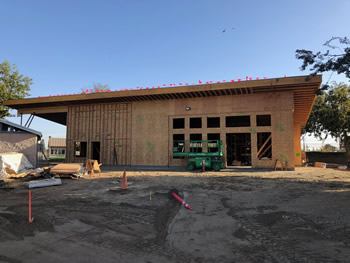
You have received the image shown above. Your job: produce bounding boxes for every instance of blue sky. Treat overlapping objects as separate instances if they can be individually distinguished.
[1,0,349,148]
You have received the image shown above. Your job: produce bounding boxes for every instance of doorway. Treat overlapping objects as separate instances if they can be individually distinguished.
[91,141,101,162]
[226,133,251,166]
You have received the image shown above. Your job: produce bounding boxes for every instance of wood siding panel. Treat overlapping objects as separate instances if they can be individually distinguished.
[67,103,131,165]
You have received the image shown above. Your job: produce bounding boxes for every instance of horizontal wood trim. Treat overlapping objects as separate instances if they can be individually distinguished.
[18,106,68,114]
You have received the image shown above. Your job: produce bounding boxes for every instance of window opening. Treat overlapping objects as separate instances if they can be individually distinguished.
[173,134,185,159]
[207,117,220,128]
[226,116,250,127]
[257,132,272,159]
[190,117,202,128]
[75,142,87,157]
[256,115,271,126]
[173,118,185,129]
[190,134,202,152]
[226,133,251,166]
[208,133,220,153]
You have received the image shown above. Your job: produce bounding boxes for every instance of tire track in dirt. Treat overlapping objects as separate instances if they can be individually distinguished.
[0,255,22,263]
[0,204,57,242]
[49,196,193,261]
[222,198,336,262]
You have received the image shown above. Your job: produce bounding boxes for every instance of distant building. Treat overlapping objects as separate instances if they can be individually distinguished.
[48,137,66,158]
[0,118,42,167]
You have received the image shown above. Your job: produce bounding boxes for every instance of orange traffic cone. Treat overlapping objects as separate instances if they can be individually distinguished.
[121,170,128,189]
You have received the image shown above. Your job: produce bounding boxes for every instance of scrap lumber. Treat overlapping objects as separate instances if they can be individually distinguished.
[4,167,16,175]
[258,144,272,159]
[5,167,43,179]
[9,171,32,178]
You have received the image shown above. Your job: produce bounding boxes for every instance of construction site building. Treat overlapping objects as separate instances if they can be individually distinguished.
[3,75,322,169]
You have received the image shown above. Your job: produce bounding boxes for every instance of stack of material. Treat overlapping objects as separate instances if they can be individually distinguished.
[0,153,40,178]
[5,167,43,178]
[50,163,84,175]
[315,162,327,168]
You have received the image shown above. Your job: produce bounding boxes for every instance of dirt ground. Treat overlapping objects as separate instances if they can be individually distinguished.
[1,166,350,263]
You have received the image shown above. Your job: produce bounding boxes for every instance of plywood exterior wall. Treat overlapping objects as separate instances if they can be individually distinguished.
[66,103,132,165]
[65,91,297,168]
[293,122,302,166]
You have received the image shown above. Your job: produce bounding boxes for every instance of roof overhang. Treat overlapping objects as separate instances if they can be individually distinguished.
[0,118,42,139]
[4,75,322,126]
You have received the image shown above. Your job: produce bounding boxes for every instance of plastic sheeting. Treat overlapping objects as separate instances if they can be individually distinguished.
[0,152,34,176]
[27,178,62,189]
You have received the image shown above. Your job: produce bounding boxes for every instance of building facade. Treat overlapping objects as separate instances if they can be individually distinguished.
[4,75,322,169]
[48,137,66,158]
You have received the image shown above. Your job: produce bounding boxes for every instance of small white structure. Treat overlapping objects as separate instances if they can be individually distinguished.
[0,119,42,167]
[0,152,34,175]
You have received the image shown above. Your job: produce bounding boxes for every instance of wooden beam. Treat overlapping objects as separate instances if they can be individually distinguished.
[258,144,272,159]
[257,135,272,156]
[4,75,322,107]
[18,106,68,114]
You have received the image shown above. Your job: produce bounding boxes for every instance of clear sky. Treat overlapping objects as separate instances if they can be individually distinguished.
[1,0,349,148]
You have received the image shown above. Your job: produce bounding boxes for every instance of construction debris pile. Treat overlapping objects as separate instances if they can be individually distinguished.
[0,153,88,190]
[0,152,38,178]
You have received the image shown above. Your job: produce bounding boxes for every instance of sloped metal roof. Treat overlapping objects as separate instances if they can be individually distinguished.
[0,118,42,139]
[48,137,66,147]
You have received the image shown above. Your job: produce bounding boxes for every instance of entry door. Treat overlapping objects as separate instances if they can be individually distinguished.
[91,141,100,162]
[226,133,251,166]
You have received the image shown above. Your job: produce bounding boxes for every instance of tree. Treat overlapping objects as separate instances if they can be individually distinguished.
[296,37,350,166]
[320,144,337,152]
[304,82,350,165]
[81,82,110,93]
[296,36,350,84]
[0,60,32,118]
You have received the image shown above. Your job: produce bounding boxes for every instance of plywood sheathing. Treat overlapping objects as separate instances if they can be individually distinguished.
[131,100,170,166]
[66,103,131,165]
[294,122,302,166]
[5,75,321,129]
[164,91,294,168]
[4,76,322,169]
[64,90,296,168]
[50,163,84,174]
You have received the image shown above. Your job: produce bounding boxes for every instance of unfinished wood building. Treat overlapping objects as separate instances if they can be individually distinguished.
[4,75,322,169]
